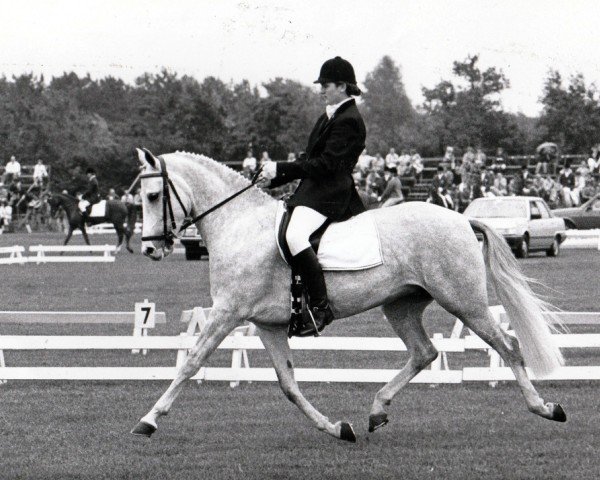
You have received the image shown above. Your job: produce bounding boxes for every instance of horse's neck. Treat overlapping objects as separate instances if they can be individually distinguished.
[169,154,275,241]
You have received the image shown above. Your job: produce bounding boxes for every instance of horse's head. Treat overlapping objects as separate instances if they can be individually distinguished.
[137,148,194,261]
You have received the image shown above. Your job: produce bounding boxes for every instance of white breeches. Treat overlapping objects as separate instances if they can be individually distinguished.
[286,206,328,256]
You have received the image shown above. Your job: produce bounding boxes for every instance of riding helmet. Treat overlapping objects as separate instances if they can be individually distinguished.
[314,56,362,95]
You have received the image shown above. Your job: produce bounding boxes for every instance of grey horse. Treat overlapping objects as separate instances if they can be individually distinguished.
[131,150,566,443]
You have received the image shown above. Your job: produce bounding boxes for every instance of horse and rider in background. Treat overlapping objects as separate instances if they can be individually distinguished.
[47,167,137,253]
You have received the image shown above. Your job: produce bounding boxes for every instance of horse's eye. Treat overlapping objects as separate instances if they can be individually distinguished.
[147,192,160,202]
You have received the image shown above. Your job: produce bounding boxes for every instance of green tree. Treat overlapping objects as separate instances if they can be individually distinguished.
[538,71,600,153]
[421,55,520,153]
[361,56,415,153]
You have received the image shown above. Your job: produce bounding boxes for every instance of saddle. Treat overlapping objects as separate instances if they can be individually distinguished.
[275,201,384,337]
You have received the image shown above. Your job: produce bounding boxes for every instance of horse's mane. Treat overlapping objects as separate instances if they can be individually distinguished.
[166,151,273,203]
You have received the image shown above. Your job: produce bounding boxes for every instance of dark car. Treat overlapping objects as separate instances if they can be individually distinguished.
[553,193,600,229]
[179,225,208,260]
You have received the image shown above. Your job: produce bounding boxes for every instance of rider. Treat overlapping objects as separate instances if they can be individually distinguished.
[79,167,100,220]
[259,56,366,336]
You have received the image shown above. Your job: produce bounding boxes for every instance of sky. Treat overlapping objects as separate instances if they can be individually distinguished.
[1,0,599,116]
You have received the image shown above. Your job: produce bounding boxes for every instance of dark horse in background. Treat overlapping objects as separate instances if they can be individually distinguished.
[47,193,137,253]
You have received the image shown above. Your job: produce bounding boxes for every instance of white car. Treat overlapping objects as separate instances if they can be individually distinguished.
[463,196,567,258]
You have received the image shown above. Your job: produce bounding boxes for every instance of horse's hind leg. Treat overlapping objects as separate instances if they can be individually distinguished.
[438,296,566,422]
[114,225,124,254]
[257,326,356,442]
[369,296,436,432]
[131,309,240,437]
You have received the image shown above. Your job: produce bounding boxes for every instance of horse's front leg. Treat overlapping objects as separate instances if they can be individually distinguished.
[257,326,356,443]
[131,309,240,437]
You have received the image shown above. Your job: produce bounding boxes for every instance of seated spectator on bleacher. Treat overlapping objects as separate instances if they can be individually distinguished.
[0,197,12,233]
[2,156,21,185]
[475,147,487,169]
[365,169,385,198]
[372,153,385,172]
[107,188,117,200]
[409,150,424,182]
[357,148,374,174]
[461,147,476,182]
[287,152,296,163]
[32,158,49,186]
[428,165,454,209]
[580,176,598,203]
[442,146,456,169]
[540,174,558,206]
[397,149,412,176]
[378,167,404,207]
[385,148,399,170]
[490,171,508,196]
[510,165,533,196]
[586,147,600,179]
[242,150,257,178]
[455,182,471,213]
[492,147,507,172]
[558,163,577,207]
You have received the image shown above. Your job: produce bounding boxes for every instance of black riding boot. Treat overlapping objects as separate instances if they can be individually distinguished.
[292,247,334,336]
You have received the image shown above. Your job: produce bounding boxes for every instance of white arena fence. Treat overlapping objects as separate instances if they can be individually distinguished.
[0,245,116,264]
[1,305,600,386]
[72,222,142,235]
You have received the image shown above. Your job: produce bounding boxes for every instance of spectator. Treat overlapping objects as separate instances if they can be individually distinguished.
[475,147,487,169]
[455,182,471,213]
[477,166,495,198]
[410,152,425,183]
[558,163,576,207]
[397,149,412,176]
[511,165,533,196]
[372,153,385,172]
[2,155,21,185]
[259,151,272,168]
[365,169,385,198]
[492,147,507,172]
[442,146,456,169]
[32,158,49,186]
[242,150,257,178]
[385,148,399,170]
[580,175,597,203]
[0,198,12,233]
[378,167,404,207]
[287,152,296,162]
[586,147,598,174]
[121,187,134,205]
[490,171,508,196]
[541,174,558,206]
[461,147,476,182]
[428,165,453,208]
[107,188,117,200]
[357,148,374,173]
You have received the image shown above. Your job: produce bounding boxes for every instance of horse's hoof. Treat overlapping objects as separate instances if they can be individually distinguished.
[368,413,389,433]
[339,422,356,443]
[130,421,156,437]
[548,403,567,422]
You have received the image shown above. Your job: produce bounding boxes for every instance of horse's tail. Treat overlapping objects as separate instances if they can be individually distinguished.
[469,219,563,378]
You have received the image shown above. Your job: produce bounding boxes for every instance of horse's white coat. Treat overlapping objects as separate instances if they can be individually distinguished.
[133,151,566,441]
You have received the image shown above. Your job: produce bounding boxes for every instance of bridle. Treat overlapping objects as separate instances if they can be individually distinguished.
[139,151,263,248]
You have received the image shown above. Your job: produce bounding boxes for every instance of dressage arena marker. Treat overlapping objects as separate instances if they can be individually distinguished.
[0,246,26,265]
[28,244,116,263]
[1,305,600,384]
[0,302,166,384]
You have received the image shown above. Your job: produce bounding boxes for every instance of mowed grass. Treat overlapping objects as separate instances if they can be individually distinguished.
[1,231,600,479]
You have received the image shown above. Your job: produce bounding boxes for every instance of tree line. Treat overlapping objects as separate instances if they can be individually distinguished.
[0,54,599,191]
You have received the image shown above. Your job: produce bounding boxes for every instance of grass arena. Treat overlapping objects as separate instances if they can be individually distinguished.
[1,231,600,480]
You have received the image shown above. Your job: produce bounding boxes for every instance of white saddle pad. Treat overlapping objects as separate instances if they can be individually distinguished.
[90,200,106,217]
[275,202,383,271]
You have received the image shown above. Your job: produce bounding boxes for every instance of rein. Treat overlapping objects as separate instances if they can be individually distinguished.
[139,151,263,247]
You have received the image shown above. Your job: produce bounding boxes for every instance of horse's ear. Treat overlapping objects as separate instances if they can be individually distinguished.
[136,148,158,169]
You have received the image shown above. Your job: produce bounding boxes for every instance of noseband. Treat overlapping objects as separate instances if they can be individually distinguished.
[139,151,263,248]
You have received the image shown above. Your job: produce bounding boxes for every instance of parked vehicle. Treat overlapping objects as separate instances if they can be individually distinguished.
[552,193,600,229]
[180,225,208,260]
[463,196,566,258]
